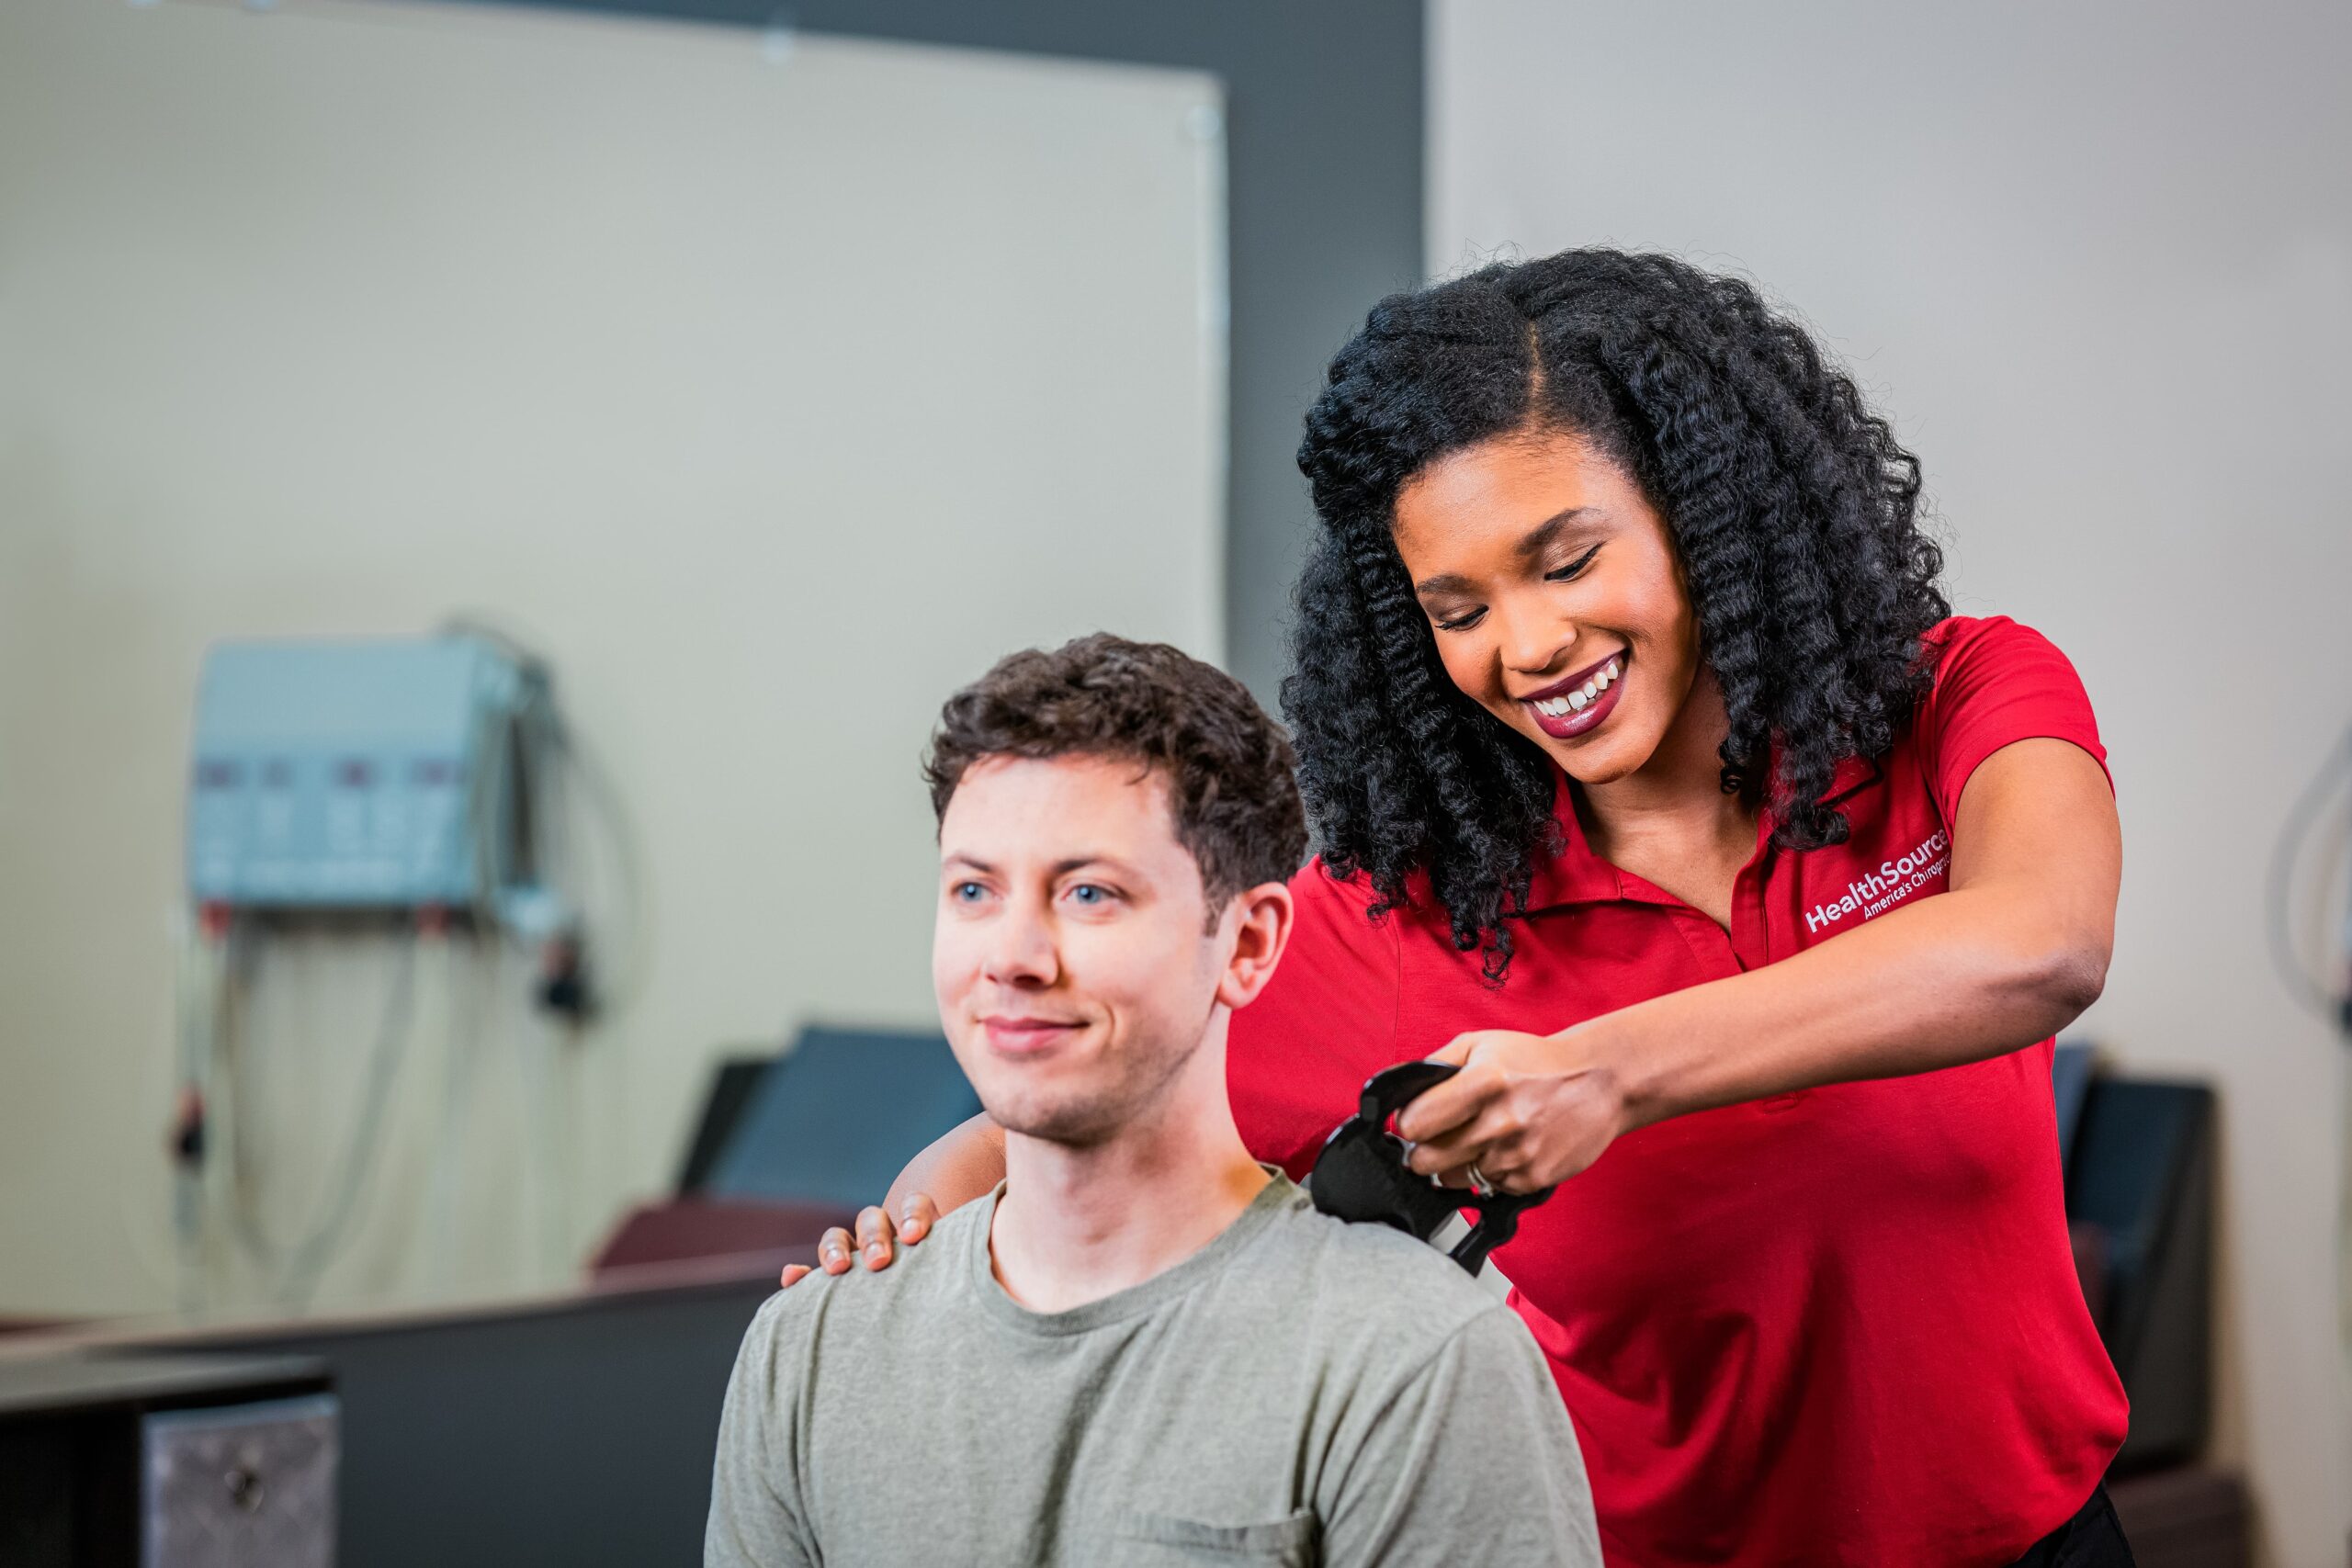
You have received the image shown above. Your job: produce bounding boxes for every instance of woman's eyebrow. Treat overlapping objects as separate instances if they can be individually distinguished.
[1514,506,1602,560]
[1412,505,1603,596]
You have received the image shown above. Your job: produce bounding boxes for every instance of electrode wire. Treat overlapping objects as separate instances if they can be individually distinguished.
[224,930,421,1310]
[2264,723,2352,1023]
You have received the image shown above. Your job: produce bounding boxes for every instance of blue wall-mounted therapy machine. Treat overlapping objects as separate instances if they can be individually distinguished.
[186,634,554,916]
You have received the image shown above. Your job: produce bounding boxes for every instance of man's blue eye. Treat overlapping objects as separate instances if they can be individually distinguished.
[954,882,986,902]
[1069,885,1109,905]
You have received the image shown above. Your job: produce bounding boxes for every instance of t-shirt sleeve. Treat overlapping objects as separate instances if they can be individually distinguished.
[705,1294,820,1568]
[1319,1305,1603,1568]
[1913,615,2110,827]
[1227,861,1400,1178]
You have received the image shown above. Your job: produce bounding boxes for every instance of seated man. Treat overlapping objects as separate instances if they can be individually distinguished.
[707,635,1600,1567]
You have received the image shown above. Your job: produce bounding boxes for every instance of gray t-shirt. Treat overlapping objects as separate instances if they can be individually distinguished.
[706,1173,1600,1567]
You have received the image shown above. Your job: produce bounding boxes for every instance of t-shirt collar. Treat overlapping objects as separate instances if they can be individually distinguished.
[965,1166,1299,1337]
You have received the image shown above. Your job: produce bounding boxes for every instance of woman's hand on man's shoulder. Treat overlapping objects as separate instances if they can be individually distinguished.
[780,1193,940,1288]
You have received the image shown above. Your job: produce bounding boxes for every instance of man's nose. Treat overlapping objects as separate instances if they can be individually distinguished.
[981,904,1059,987]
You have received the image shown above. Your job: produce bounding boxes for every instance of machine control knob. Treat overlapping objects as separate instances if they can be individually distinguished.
[223,1461,266,1513]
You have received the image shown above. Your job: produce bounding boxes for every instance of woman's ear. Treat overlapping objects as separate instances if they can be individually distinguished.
[1216,880,1295,1011]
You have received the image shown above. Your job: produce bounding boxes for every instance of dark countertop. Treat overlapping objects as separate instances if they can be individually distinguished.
[0,1349,329,1422]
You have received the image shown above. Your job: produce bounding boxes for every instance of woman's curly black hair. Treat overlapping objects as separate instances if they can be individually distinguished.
[1284,248,1950,981]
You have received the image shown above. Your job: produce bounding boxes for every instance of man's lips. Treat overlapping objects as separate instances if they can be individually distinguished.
[981,1016,1084,1054]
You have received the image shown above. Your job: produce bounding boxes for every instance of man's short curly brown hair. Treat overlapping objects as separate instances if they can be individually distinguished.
[924,634,1308,912]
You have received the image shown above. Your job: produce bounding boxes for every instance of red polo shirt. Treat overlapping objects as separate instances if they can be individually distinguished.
[1229,616,2129,1568]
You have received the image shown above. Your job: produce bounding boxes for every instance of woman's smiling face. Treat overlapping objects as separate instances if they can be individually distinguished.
[1391,428,1702,787]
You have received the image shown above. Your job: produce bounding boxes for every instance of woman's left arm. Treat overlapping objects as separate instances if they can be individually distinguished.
[1396,738,2121,1190]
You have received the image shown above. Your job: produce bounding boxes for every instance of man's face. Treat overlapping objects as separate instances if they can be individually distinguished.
[932,753,1230,1147]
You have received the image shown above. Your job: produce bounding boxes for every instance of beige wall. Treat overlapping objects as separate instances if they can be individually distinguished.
[0,0,1223,1317]
[1430,2,2352,1562]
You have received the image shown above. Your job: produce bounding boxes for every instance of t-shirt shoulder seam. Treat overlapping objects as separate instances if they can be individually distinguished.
[758,1217,967,1329]
[1299,1231,1521,1355]
[1924,613,2045,682]
[743,1280,833,1356]
[1352,1296,1526,1414]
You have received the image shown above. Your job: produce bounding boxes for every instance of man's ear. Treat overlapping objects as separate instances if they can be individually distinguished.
[1215,880,1295,1011]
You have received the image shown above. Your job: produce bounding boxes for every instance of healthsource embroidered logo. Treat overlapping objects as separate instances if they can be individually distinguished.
[1804,829,1951,934]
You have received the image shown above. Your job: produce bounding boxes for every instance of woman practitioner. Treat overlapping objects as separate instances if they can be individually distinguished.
[796,250,2133,1567]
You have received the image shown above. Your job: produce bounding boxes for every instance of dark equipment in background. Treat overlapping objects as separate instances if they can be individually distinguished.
[1307,1061,1553,1275]
[695,1028,982,1211]
[0,1353,335,1568]
[2067,1074,2217,1473]
[673,1054,775,1196]
[2052,1044,2248,1567]
[590,1026,981,1279]
[2053,1038,2098,1172]
[3,1272,773,1568]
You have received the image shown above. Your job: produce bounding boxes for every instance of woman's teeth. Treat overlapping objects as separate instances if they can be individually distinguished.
[1532,657,1620,717]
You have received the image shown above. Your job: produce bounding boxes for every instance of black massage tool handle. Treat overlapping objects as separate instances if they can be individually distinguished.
[1306,1060,1555,1275]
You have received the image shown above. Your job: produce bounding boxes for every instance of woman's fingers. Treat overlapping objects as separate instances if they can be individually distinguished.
[1393,1069,1491,1143]
[854,1205,899,1269]
[1403,1104,1522,1179]
[896,1191,939,1245]
[1394,1033,1509,1141]
[1394,1028,1630,1192]
[776,1196,943,1288]
[808,1225,855,1277]
[1431,1152,1537,1197]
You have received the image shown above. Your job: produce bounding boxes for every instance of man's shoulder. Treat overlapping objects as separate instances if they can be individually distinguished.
[1241,1187,1521,1355]
[748,1200,982,1351]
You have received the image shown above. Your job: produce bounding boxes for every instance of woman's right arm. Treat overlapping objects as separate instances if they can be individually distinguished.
[778,1111,1007,1286]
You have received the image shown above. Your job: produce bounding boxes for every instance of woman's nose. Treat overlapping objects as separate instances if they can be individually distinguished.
[1496,598,1575,676]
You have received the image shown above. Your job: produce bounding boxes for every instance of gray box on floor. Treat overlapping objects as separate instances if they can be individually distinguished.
[143,1395,338,1568]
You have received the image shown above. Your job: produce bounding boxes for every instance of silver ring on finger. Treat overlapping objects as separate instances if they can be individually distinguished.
[1466,1163,1495,1199]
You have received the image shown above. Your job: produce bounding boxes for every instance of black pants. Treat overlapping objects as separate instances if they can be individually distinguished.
[2004,1483,2136,1568]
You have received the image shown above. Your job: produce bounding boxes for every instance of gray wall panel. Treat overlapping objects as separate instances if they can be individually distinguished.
[446,0,1428,708]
